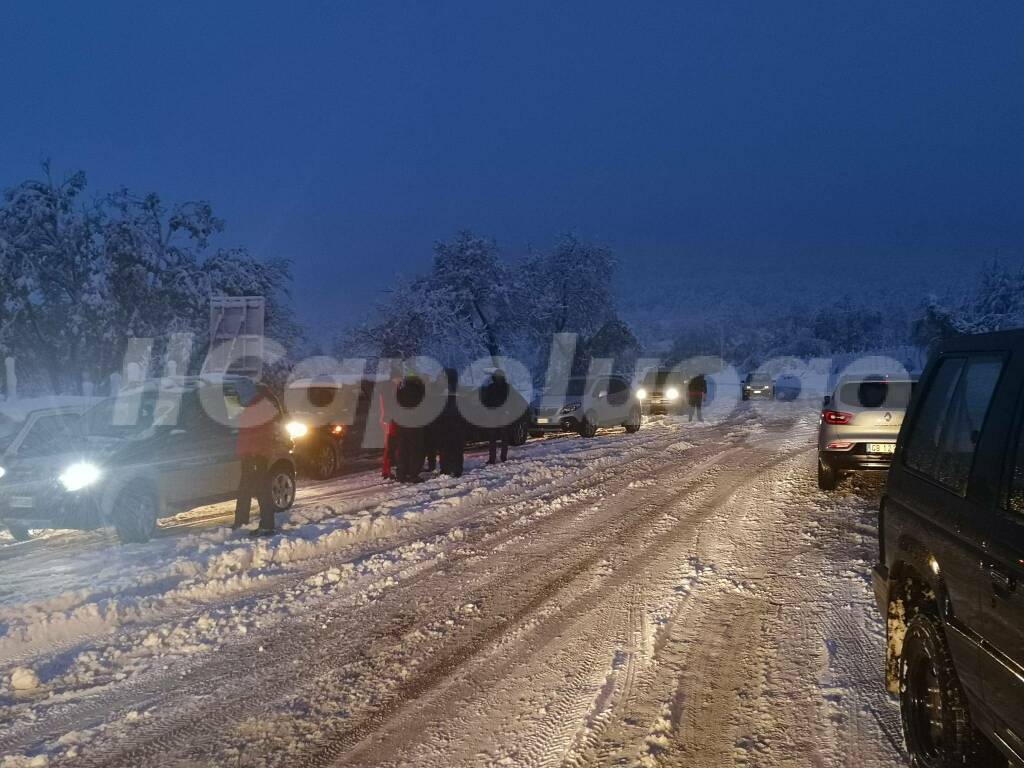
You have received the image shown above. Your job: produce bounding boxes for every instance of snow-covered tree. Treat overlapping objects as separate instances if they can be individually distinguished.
[0,164,301,393]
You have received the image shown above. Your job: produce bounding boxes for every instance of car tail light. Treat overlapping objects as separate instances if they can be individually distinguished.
[827,441,855,451]
[822,410,853,425]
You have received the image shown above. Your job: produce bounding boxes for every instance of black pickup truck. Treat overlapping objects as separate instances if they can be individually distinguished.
[874,329,1024,767]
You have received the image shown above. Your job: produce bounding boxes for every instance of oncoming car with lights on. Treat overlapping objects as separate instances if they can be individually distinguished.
[283,377,382,479]
[0,377,297,544]
[531,375,642,438]
[636,368,685,415]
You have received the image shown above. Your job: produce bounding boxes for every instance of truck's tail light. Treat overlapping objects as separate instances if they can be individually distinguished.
[822,410,853,425]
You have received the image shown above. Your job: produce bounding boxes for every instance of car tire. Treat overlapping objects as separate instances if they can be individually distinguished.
[311,440,339,480]
[509,419,529,446]
[267,463,296,514]
[7,525,31,542]
[579,413,599,438]
[112,483,158,544]
[817,459,839,491]
[900,613,995,768]
[624,407,641,433]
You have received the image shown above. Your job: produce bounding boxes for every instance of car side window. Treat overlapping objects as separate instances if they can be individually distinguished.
[904,355,1003,495]
[1004,400,1024,516]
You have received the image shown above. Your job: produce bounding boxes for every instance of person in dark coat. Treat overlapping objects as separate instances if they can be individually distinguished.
[437,368,465,477]
[395,373,426,482]
[234,386,279,535]
[380,368,402,479]
[687,374,707,422]
[423,373,444,473]
[479,370,512,466]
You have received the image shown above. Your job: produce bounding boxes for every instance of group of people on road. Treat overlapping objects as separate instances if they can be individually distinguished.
[380,368,526,484]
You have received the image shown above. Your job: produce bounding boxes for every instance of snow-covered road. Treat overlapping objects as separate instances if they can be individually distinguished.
[0,406,906,767]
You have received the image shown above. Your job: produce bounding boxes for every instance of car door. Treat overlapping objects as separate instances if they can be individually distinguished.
[980,372,1024,761]
[897,353,1006,704]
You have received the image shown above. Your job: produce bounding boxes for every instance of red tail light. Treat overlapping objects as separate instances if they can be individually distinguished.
[822,410,853,425]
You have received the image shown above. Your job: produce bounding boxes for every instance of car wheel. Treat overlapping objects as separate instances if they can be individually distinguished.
[509,419,529,446]
[817,459,839,491]
[624,407,641,433]
[112,484,158,544]
[312,441,339,480]
[267,463,296,513]
[7,525,31,542]
[900,613,991,768]
[579,413,599,438]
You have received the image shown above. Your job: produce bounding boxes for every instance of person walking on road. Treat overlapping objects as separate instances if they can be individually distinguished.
[437,368,465,477]
[687,373,707,423]
[234,384,279,535]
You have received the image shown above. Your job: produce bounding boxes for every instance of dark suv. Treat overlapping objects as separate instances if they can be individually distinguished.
[0,377,297,543]
[873,330,1024,767]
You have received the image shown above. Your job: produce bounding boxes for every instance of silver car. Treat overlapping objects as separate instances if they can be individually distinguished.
[532,375,643,438]
[817,376,918,490]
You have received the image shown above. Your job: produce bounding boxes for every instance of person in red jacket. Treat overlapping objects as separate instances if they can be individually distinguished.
[234,387,279,534]
[380,369,402,479]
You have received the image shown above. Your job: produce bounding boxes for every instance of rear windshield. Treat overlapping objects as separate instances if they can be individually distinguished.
[838,380,916,409]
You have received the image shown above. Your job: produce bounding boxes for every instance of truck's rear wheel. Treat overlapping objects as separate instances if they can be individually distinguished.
[112,484,158,544]
[900,614,994,767]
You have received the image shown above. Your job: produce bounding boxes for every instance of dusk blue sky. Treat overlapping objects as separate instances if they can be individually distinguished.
[4,2,1024,340]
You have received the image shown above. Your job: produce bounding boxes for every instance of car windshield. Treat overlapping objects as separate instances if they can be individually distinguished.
[0,414,24,452]
[80,390,182,438]
[748,375,771,384]
[643,371,680,389]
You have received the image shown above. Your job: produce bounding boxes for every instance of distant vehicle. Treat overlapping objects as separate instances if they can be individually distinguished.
[817,375,917,491]
[284,377,381,479]
[532,375,642,438]
[873,330,1024,768]
[636,368,685,414]
[0,399,98,540]
[0,377,296,544]
[773,374,802,402]
[742,373,774,401]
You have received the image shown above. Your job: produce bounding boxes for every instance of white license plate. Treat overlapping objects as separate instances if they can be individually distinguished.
[867,443,896,455]
[536,418,550,425]
[8,496,35,509]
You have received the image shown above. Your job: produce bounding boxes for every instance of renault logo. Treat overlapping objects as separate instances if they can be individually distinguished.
[884,412,892,422]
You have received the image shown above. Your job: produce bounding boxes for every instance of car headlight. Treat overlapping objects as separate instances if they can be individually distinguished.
[285,421,310,440]
[666,387,680,401]
[560,402,581,414]
[59,462,102,492]
[636,388,647,400]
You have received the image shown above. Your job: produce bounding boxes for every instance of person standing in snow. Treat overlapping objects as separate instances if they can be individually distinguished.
[395,373,426,482]
[437,368,465,477]
[481,369,526,465]
[234,383,279,535]
[380,367,402,479]
[687,373,707,423]
[423,372,445,473]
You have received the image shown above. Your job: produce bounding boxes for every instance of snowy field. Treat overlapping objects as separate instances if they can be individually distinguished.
[0,404,905,768]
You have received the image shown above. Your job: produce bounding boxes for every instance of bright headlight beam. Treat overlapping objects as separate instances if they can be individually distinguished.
[666,387,680,401]
[636,388,647,400]
[60,462,102,492]
[286,421,310,439]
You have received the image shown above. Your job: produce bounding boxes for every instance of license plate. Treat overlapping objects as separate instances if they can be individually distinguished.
[536,418,550,425]
[867,443,895,455]
[8,496,35,509]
